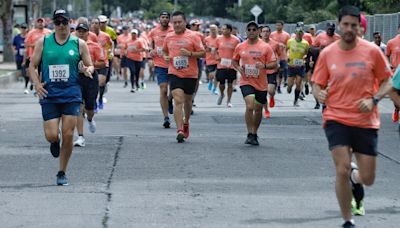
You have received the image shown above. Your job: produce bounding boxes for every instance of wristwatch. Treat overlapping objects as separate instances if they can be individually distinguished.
[372,96,380,106]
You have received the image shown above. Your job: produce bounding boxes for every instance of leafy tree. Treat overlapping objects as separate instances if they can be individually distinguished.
[1,0,14,62]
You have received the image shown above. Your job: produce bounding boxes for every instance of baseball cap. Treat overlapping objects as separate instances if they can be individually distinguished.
[36,17,45,22]
[246,21,259,29]
[122,25,129,30]
[309,24,316,30]
[20,23,28,28]
[76,22,89,31]
[98,15,108,23]
[53,9,70,20]
[130,29,139,34]
[159,11,170,17]
[189,19,201,25]
[326,22,335,29]
[295,26,304,33]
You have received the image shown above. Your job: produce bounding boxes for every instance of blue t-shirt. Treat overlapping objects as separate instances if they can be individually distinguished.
[393,66,400,90]
[13,34,26,62]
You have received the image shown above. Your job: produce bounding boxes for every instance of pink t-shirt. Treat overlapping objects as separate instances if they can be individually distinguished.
[270,31,290,60]
[204,35,219,66]
[386,35,400,69]
[147,25,174,68]
[313,32,341,48]
[215,35,240,69]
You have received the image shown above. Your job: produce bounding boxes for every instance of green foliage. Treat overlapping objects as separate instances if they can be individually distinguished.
[140,0,175,19]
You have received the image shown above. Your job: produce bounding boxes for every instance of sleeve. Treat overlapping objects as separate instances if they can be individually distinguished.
[311,51,329,86]
[373,48,393,81]
[392,66,400,90]
[193,35,205,52]
[265,45,276,63]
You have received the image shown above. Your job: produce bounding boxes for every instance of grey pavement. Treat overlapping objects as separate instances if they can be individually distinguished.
[0,76,399,228]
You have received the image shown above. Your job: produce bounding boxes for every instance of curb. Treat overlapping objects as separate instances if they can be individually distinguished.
[0,71,17,88]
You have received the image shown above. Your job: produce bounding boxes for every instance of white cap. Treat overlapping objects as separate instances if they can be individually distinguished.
[130,29,139,34]
[189,19,201,25]
[98,15,108,23]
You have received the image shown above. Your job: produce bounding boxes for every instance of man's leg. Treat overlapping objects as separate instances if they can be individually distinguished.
[227,83,233,104]
[160,83,169,118]
[59,115,77,172]
[172,88,185,130]
[43,118,61,144]
[287,75,295,94]
[76,105,84,136]
[353,153,376,186]
[252,102,263,134]
[294,75,303,105]
[244,95,255,134]
[183,93,193,124]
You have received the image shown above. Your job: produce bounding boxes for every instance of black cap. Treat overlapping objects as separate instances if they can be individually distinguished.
[76,22,89,31]
[53,9,70,20]
[159,11,170,17]
[246,21,258,29]
[327,22,335,29]
[20,23,28,28]
[122,25,129,30]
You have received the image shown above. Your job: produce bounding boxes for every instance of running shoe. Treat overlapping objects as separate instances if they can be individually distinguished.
[123,81,128,88]
[233,88,237,92]
[350,162,365,216]
[293,100,299,107]
[305,83,309,95]
[163,117,171,129]
[264,109,271,119]
[88,120,96,133]
[176,129,185,143]
[56,171,69,186]
[73,136,86,147]
[98,101,104,110]
[130,88,135,93]
[50,140,60,158]
[183,123,190,139]
[342,221,355,228]
[168,99,173,114]
[351,198,365,216]
[212,87,218,95]
[314,103,320,109]
[250,134,259,146]
[269,96,275,108]
[245,133,253,145]
[287,87,292,94]
[299,92,305,100]
[217,94,225,105]
[284,82,287,87]
[227,102,233,108]
[24,89,29,94]
[208,81,213,91]
[392,108,399,122]
[103,97,108,104]
[277,86,281,94]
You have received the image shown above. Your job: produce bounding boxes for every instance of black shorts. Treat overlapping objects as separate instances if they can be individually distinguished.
[141,58,147,69]
[206,64,217,74]
[169,74,197,95]
[267,73,277,85]
[16,60,23,70]
[324,120,378,156]
[121,56,128,68]
[79,72,99,110]
[240,85,267,104]
[288,66,305,78]
[216,69,237,84]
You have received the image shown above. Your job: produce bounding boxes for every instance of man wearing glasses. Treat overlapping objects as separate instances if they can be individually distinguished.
[29,9,94,186]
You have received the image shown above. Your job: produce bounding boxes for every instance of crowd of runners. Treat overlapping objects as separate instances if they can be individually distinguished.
[9,5,400,228]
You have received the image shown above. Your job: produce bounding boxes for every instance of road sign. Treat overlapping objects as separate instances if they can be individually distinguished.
[250,5,263,24]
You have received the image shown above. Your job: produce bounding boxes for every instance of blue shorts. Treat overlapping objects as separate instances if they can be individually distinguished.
[155,67,168,85]
[41,102,81,121]
[288,66,305,77]
[121,56,128,68]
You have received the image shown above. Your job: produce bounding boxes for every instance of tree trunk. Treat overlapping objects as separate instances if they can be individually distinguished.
[1,0,14,63]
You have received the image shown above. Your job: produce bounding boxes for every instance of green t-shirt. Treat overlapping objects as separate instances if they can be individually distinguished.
[393,66,400,90]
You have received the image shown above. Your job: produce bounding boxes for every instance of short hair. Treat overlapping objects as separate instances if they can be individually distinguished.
[373,32,381,36]
[262,25,271,31]
[276,20,284,25]
[172,11,186,21]
[223,24,232,31]
[338,5,361,22]
[77,17,89,24]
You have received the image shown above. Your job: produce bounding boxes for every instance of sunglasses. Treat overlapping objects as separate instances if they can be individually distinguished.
[247,28,257,32]
[54,19,69,26]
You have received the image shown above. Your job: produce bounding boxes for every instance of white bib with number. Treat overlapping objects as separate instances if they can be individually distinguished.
[114,48,121,55]
[19,48,25,56]
[293,59,304,66]
[220,58,232,67]
[49,64,70,82]
[244,64,259,77]
[173,56,189,69]
[156,47,163,56]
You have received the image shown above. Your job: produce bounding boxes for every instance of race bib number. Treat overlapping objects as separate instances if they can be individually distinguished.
[128,45,137,52]
[156,47,163,56]
[114,48,121,55]
[244,64,259,77]
[173,56,189,69]
[293,59,304,66]
[220,58,232,67]
[19,48,25,56]
[49,64,69,82]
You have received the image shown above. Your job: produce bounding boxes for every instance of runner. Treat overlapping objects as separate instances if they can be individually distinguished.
[29,9,94,185]
[215,23,240,107]
[125,29,145,93]
[163,11,205,143]
[73,19,105,147]
[261,25,281,118]
[386,24,400,124]
[270,20,290,94]
[312,6,393,227]
[148,11,174,128]
[372,32,387,53]
[98,15,116,84]
[391,66,400,119]
[204,25,219,97]
[233,21,277,146]
[286,25,310,106]
[116,26,131,88]
[12,23,28,93]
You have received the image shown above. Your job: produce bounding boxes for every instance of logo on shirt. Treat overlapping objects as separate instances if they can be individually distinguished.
[330,64,337,70]
[69,50,75,56]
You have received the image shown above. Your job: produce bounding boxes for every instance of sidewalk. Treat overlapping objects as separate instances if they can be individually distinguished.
[0,54,17,88]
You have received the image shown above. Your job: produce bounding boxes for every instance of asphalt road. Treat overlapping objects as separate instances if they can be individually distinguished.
[0,78,399,228]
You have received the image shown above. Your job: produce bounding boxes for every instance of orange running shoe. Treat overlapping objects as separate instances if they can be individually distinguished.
[269,96,275,108]
[264,109,271,119]
[392,108,399,122]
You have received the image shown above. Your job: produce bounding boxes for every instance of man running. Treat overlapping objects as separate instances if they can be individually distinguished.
[12,23,28,94]
[215,24,240,108]
[98,15,116,85]
[116,26,131,88]
[204,24,219,96]
[386,24,400,124]
[312,6,393,228]
[233,21,277,146]
[163,11,205,143]
[29,9,94,185]
[125,29,145,93]
[148,11,174,128]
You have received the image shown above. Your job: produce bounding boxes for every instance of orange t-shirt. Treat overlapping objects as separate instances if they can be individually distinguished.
[215,35,240,69]
[312,38,392,129]
[163,29,205,79]
[115,33,130,57]
[95,31,112,67]
[313,32,341,48]
[87,40,105,70]
[25,28,52,58]
[303,33,313,45]
[147,25,174,68]
[270,31,290,61]
[386,35,400,69]
[264,38,281,74]
[204,35,219,66]
[233,39,276,91]
[125,38,144,62]
[138,37,149,59]
[88,32,98,43]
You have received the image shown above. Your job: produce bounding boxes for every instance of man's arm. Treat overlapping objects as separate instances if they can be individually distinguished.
[29,37,47,99]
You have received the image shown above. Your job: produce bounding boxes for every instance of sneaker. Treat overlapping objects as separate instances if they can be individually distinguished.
[284,82,287,87]
[350,162,365,216]
[103,97,108,104]
[217,94,225,105]
[98,101,104,110]
[143,83,147,89]
[163,117,171,128]
[299,92,305,100]
[233,88,237,92]
[176,129,185,143]
[168,99,173,114]
[30,84,34,91]
[140,82,144,89]
[392,108,399,122]
[73,136,86,147]
[250,134,259,146]
[305,83,309,95]
[269,96,275,108]
[208,81,213,91]
[293,100,299,107]
[342,221,355,228]
[245,133,253,144]
[183,123,190,139]
[212,87,218,95]
[351,198,365,216]
[227,102,233,108]
[277,86,282,94]
[50,140,60,158]
[123,81,128,88]
[130,88,135,93]
[314,103,320,109]
[287,87,292,94]
[24,89,29,94]
[94,105,99,113]
[264,109,271,119]
[88,120,96,133]
[56,171,69,186]
[192,102,197,107]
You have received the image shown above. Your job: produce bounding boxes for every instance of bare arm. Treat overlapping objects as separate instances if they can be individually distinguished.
[29,37,47,99]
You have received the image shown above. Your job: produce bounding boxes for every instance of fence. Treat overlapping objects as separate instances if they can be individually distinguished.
[214,12,400,43]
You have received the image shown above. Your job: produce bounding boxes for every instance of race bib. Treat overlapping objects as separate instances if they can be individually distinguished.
[293,59,304,66]
[19,48,25,56]
[128,45,137,52]
[49,64,70,82]
[114,48,121,55]
[220,58,232,67]
[244,64,259,77]
[156,47,163,56]
[173,56,189,69]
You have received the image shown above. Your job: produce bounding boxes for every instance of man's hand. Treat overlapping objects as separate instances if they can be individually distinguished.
[317,86,330,104]
[164,55,170,62]
[35,82,48,99]
[179,48,191,57]
[359,98,374,113]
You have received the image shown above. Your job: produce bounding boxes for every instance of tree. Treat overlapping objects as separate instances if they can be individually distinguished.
[0,0,14,62]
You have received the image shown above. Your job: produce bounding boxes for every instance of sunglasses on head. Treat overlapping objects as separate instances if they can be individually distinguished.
[247,28,257,32]
[54,19,68,26]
